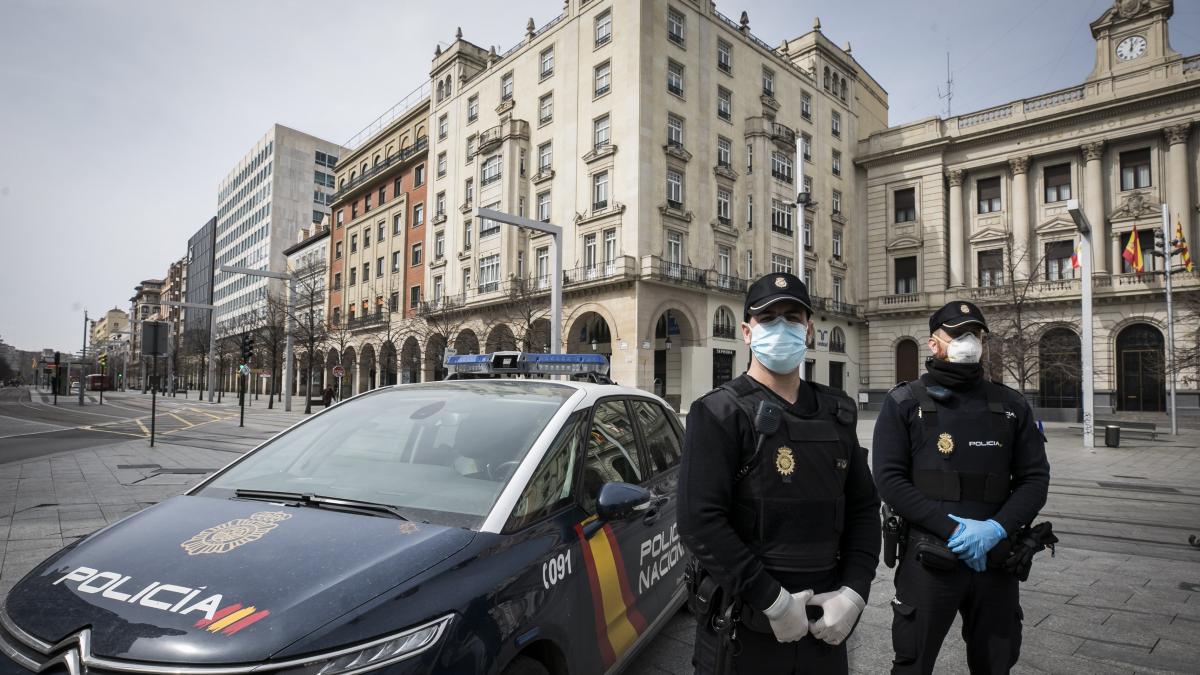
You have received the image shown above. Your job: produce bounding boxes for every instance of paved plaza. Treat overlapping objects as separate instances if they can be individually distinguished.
[0,387,1196,673]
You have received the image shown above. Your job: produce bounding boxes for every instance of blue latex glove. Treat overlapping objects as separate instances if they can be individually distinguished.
[947,515,1006,572]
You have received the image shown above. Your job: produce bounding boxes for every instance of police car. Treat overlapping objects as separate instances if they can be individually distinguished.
[0,352,688,675]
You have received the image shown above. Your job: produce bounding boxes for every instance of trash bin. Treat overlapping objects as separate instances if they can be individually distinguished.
[1104,425,1120,448]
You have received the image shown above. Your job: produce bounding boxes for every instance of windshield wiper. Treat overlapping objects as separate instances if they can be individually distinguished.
[234,489,410,520]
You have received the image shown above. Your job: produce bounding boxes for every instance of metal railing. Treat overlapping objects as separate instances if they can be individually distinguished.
[812,296,861,318]
[345,312,391,330]
[343,81,431,150]
[332,137,428,203]
[713,324,737,340]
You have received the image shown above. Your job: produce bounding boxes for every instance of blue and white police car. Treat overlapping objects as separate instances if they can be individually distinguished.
[0,352,689,675]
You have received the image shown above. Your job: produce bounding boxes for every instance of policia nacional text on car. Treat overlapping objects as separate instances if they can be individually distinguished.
[679,273,881,674]
[873,301,1053,674]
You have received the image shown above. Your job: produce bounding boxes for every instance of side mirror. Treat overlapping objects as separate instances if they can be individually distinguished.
[595,482,652,522]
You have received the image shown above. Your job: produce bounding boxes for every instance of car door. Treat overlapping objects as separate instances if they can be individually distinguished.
[576,397,656,670]
[628,397,687,619]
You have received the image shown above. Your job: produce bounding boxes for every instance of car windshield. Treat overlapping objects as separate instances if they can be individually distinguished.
[197,381,577,530]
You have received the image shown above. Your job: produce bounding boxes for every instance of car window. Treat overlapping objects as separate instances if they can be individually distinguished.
[504,412,584,532]
[632,400,682,473]
[580,399,646,514]
[197,381,575,530]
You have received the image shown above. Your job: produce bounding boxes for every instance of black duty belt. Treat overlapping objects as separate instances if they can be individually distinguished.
[914,470,1010,503]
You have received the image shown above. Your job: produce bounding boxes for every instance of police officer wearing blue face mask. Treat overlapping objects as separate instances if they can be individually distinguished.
[679,273,881,675]
[873,301,1050,674]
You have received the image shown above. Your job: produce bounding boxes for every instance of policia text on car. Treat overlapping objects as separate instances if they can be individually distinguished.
[873,301,1054,675]
[679,273,881,675]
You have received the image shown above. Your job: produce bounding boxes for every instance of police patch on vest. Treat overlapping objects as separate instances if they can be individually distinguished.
[936,432,954,456]
[968,440,1002,448]
[776,447,796,476]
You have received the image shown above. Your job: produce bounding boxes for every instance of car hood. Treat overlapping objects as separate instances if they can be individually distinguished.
[4,495,474,664]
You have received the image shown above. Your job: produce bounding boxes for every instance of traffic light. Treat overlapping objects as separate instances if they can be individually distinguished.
[241,334,255,363]
[1154,227,1166,256]
[98,352,107,370]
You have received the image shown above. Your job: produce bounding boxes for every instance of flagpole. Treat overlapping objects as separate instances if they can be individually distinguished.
[1162,204,1177,436]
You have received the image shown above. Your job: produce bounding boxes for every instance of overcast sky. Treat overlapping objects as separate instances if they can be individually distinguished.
[2,0,1198,352]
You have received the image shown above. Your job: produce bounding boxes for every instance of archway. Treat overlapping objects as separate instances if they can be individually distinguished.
[360,344,377,391]
[401,337,422,384]
[1038,328,1080,408]
[486,324,518,352]
[895,339,919,384]
[380,341,398,387]
[425,334,448,382]
[650,308,695,411]
[341,346,357,398]
[1116,323,1165,412]
[568,311,612,359]
[526,318,551,353]
[454,329,479,355]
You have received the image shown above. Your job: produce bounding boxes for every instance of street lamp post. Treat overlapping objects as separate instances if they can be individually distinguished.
[160,300,218,403]
[1066,199,1095,449]
[473,208,563,354]
[219,266,297,412]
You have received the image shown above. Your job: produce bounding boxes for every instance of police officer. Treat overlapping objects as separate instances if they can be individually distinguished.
[873,301,1050,674]
[679,273,880,674]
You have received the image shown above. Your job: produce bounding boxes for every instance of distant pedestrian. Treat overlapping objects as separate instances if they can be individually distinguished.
[322,386,334,407]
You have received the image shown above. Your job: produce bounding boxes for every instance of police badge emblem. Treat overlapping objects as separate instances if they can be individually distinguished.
[776,447,796,476]
[960,304,970,314]
[180,511,292,556]
[937,432,955,456]
[774,276,788,288]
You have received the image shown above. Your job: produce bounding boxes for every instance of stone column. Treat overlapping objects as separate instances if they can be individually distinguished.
[1009,156,1032,278]
[948,169,965,288]
[1081,141,1108,274]
[1164,123,1193,252]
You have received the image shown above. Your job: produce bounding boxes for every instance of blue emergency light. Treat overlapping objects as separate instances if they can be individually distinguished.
[444,351,610,378]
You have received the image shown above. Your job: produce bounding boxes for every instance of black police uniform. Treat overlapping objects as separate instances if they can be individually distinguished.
[873,302,1050,675]
[679,273,881,675]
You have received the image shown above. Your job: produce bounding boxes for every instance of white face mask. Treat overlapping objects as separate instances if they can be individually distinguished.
[944,333,983,364]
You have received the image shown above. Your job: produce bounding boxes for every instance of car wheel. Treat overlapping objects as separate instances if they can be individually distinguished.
[502,655,550,675]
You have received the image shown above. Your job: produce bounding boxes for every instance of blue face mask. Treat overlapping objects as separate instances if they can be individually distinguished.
[749,318,808,374]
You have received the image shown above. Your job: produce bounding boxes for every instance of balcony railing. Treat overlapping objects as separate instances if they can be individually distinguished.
[771,169,794,184]
[345,312,391,330]
[882,292,922,306]
[332,137,428,203]
[811,296,861,318]
[713,324,737,340]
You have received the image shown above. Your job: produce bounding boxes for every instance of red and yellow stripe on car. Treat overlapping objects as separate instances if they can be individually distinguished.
[574,516,647,668]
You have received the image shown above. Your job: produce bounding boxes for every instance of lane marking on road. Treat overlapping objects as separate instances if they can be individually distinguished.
[190,408,223,420]
[168,413,195,428]
[77,425,147,438]
[24,396,131,420]
[135,418,150,436]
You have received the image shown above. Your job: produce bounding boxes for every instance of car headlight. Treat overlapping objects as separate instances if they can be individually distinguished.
[280,614,452,675]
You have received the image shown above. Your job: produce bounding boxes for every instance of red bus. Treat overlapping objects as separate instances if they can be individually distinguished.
[87,374,113,391]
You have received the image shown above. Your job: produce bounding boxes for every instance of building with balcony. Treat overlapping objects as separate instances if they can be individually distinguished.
[325,91,430,394]
[422,0,885,409]
[128,279,163,389]
[857,0,1199,417]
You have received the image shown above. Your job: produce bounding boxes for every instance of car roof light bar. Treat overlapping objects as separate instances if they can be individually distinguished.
[445,351,610,378]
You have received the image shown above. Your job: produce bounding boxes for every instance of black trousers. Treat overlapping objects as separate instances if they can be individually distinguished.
[693,570,848,675]
[889,543,1022,674]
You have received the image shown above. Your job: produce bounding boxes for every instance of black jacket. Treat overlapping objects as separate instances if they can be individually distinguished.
[678,375,880,611]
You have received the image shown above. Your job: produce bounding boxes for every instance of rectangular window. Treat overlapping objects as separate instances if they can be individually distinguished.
[389,291,399,312]
[501,73,514,101]
[833,275,844,303]
[667,7,685,45]
[362,262,370,282]
[717,189,731,224]
[894,188,916,222]
[539,93,554,124]
[977,177,1002,213]
[413,203,424,226]
[978,249,1004,287]
[411,242,423,267]
[414,164,425,186]
[801,91,812,120]
[409,285,420,309]
[364,193,372,213]
[378,186,387,206]
[333,272,342,290]
[467,95,479,122]
[717,86,732,121]
[540,47,554,78]
[364,228,371,247]
[433,275,443,301]
[349,267,357,285]
[584,233,597,271]
[436,191,446,216]
[771,253,793,274]
[1120,149,1151,190]
[438,114,448,139]
[464,177,474,205]
[350,233,358,253]
[717,39,732,73]
[393,177,402,196]
[832,229,843,258]
[832,149,842,177]
[1044,163,1072,203]
[435,231,445,259]
[595,9,612,46]
[378,221,385,241]
[666,169,683,207]
[667,114,684,148]
[604,228,617,267]
[463,267,471,290]
[667,231,683,269]
[593,115,611,148]
[718,245,731,280]
[482,155,502,185]
[894,256,917,294]
[335,241,343,259]
[761,67,775,97]
[745,249,753,277]
[537,247,550,288]
[593,170,609,210]
[771,151,793,184]
[479,254,500,292]
[1045,240,1074,281]
[832,189,842,214]
[831,111,841,137]
[392,251,401,273]
[746,143,753,173]
[803,219,812,249]
[537,190,552,222]
[538,142,553,172]
[717,136,731,167]
[594,61,611,97]
[667,60,684,96]
[801,132,812,161]
[771,199,793,235]
[463,217,472,251]
[376,256,384,277]
[336,209,344,227]
[747,194,753,228]
[437,152,447,177]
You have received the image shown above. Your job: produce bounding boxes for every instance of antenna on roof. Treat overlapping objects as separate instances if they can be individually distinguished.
[936,52,954,118]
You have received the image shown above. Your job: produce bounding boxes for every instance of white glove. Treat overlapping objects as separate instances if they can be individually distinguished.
[808,586,866,646]
[761,587,815,643]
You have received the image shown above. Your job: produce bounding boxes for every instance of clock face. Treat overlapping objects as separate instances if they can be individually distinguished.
[1116,35,1148,61]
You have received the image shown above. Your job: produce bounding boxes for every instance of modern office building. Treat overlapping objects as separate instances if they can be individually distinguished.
[857,0,1199,416]
[183,217,217,390]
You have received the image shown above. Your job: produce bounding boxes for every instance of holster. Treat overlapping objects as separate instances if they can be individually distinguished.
[686,560,739,674]
[881,503,907,568]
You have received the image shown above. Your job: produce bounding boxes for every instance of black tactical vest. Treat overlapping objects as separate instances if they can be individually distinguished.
[891,374,1018,524]
[718,376,858,573]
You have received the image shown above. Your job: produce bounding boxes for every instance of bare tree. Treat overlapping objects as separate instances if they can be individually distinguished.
[286,260,330,414]
[254,294,290,409]
[411,294,482,381]
[491,273,552,352]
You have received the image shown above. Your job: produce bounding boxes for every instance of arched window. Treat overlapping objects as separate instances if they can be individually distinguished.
[713,306,737,340]
[895,339,918,384]
[823,66,831,90]
[436,81,445,102]
[444,75,452,97]
[840,79,848,101]
[830,327,846,353]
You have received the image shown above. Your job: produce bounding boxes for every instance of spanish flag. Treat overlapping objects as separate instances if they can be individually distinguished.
[1122,224,1144,273]
[1176,218,1194,273]
[1071,241,1081,270]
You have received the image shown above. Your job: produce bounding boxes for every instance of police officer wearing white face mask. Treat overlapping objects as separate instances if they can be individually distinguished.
[679,273,880,674]
[873,301,1050,674]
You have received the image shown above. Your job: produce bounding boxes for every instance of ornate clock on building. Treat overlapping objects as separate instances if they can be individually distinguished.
[1116,35,1147,61]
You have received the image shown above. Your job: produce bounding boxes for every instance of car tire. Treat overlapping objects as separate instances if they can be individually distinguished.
[502,656,550,675]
